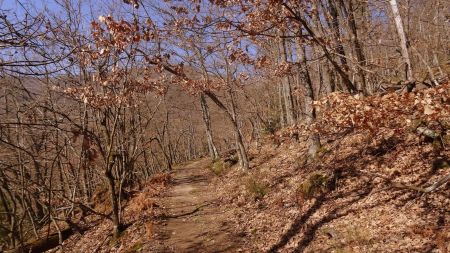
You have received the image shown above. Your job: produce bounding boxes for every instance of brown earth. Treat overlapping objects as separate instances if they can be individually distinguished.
[152,159,245,253]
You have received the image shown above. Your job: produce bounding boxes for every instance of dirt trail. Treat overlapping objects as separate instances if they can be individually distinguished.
[153,159,242,253]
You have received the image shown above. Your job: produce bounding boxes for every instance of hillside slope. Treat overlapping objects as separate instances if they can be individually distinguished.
[48,85,449,253]
[211,85,450,252]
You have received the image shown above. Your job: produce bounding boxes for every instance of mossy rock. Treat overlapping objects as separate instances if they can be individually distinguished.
[316,146,329,155]
[432,158,449,170]
[442,134,450,147]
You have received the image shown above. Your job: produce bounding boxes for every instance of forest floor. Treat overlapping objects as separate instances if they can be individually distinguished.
[45,83,449,253]
[55,158,246,253]
[150,159,244,252]
[51,137,449,253]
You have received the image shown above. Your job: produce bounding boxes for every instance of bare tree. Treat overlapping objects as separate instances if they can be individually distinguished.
[389,0,414,82]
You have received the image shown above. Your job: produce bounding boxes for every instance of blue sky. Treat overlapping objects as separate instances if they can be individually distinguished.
[0,0,259,78]
[0,0,121,23]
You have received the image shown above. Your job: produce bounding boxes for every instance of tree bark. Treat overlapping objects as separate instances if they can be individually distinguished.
[204,91,249,170]
[103,110,122,239]
[343,0,370,95]
[105,164,121,239]
[200,93,219,160]
[278,82,286,128]
[298,42,321,160]
[280,37,296,125]
[389,0,414,81]
[282,3,357,93]
[328,0,350,73]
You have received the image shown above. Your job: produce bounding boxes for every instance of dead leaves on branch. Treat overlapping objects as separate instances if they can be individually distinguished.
[314,84,450,137]
[61,15,178,108]
[272,84,450,149]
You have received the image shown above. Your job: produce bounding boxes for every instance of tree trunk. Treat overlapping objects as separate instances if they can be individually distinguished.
[389,0,414,81]
[105,167,121,239]
[229,89,249,170]
[282,3,357,93]
[103,111,122,239]
[204,91,249,170]
[280,37,296,125]
[343,0,370,95]
[278,83,286,128]
[200,93,219,160]
[298,42,321,160]
[328,0,350,73]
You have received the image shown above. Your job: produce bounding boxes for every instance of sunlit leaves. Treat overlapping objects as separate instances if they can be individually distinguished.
[314,84,450,136]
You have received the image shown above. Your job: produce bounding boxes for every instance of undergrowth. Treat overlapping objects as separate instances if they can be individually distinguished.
[209,156,238,176]
[296,172,329,199]
[245,177,269,200]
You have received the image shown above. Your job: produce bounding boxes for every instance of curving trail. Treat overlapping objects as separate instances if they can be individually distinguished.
[153,159,242,253]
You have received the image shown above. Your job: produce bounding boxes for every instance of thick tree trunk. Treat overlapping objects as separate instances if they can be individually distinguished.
[389,0,414,81]
[200,93,219,160]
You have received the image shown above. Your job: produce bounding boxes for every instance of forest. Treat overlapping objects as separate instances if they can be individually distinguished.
[0,0,449,252]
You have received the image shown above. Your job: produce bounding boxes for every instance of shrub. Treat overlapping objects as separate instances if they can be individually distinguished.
[124,242,143,253]
[297,172,329,199]
[245,177,269,200]
[149,172,171,186]
[261,117,281,135]
[330,225,372,252]
[209,159,227,176]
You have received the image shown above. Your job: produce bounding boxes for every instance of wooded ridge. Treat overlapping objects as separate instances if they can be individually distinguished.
[0,0,448,252]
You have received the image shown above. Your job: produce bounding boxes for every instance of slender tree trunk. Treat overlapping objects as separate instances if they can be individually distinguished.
[228,88,249,170]
[328,0,350,73]
[200,93,219,160]
[319,61,334,96]
[282,3,357,93]
[192,44,221,160]
[389,0,414,81]
[432,52,444,77]
[280,37,296,125]
[204,91,249,170]
[298,43,321,160]
[103,110,122,239]
[344,0,369,95]
[278,83,286,128]
[105,165,121,239]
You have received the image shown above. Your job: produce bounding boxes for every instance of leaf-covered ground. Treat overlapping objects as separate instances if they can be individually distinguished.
[212,84,450,252]
[52,159,246,253]
[52,85,449,252]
